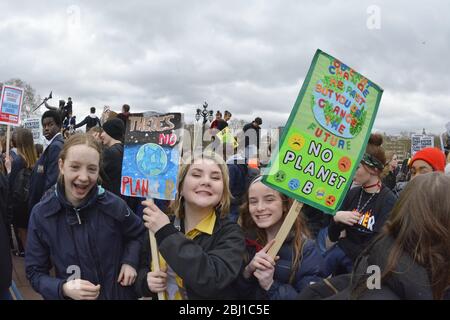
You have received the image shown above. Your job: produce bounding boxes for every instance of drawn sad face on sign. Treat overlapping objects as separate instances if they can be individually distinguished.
[338,156,352,173]
[325,195,336,207]
[288,133,306,151]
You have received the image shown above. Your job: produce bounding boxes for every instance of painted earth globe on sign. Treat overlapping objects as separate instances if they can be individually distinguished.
[136,143,167,176]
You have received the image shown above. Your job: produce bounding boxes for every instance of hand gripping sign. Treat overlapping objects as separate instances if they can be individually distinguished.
[263,50,383,257]
[121,111,184,300]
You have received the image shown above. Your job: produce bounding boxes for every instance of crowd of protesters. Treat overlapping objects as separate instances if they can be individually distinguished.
[1,102,449,301]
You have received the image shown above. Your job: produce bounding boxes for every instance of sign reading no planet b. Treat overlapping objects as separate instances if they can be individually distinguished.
[0,85,24,126]
[263,49,383,214]
[121,112,184,200]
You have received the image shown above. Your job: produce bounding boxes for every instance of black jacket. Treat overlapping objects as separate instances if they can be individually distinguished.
[101,143,124,196]
[74,115,101,132]
[0,174,12,291]
[348,236,441,300]
[328,185,397,260]
[135,214,245,300]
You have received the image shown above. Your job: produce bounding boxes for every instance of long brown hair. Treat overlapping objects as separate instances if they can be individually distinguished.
[170,152,231,219]
[14,128,38,169]
[240,178,311,284]
[380,172,450,299]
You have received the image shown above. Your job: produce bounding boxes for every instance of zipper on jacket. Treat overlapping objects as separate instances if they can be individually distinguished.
[74,208,82,225]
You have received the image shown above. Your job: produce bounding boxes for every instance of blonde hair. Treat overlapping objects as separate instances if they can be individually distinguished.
[170,152,231,219]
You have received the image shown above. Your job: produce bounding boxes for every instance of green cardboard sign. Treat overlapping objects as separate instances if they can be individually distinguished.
[263,49,383,214]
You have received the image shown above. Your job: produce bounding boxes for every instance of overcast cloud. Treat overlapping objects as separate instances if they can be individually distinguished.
[1,0,449,134]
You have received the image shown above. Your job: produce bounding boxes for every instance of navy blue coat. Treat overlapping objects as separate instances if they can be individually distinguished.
[235,236,325,300]
[25,183,145,300]
[0,174,12,292]
[28,134,64,211]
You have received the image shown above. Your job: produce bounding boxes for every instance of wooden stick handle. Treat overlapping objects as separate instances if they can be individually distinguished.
[6,125,11,156]
[149,230,165,300]
[267,200,303,258]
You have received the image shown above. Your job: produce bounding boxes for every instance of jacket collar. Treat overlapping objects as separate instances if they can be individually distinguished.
[44,183,106,224]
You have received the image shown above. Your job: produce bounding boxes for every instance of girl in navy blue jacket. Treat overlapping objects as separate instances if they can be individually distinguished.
[236,176,324,299]
[25,133,145,300]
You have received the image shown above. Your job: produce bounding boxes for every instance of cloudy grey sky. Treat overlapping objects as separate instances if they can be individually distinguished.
[1,0,449,134]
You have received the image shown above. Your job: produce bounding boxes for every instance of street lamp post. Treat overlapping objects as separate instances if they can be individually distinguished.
[194,102,214,150]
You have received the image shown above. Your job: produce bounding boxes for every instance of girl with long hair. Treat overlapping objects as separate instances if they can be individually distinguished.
[349,172,450,299]
[4,128,38,249]
[235,176,324,299]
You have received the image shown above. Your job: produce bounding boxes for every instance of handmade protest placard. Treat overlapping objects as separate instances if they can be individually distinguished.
[121,112,184,199]
[22,117,43,144]
[263,49,383,215]
[0,85,24,126]
[121,111,184,300]
[411,134,434,156]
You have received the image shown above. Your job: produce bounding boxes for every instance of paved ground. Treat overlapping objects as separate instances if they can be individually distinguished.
[12,254,42,300]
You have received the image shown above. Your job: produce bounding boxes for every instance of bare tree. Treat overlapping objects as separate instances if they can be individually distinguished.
[3,78,41,119]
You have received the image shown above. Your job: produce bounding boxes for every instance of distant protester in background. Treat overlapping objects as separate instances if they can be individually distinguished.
[243,117,263,164]
[395,147,446,196]
[382,152,399,191]
[210,111,222,130]
[226,152,259,222]
[100,118,125,196]
[62,111,76,138]
[117,104,131,127]
[75,107,101,132]
[409,147,446,179]
[28,110,64,212]
[216,110,232,131]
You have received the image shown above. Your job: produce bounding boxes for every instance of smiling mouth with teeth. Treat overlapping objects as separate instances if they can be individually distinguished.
[196,190,212,195]
[74,183,89,190]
